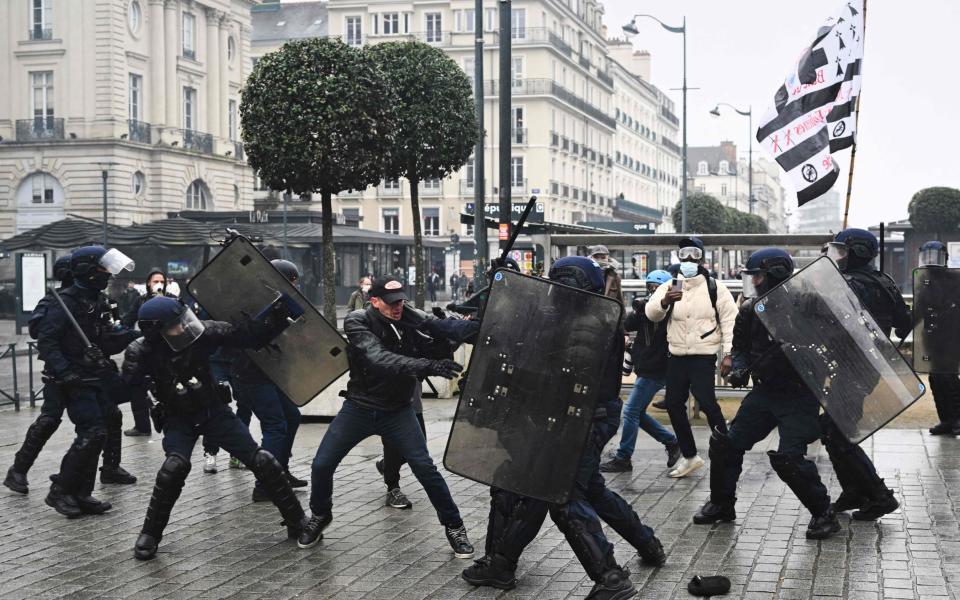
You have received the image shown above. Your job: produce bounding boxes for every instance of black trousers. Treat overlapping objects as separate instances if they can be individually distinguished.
[381,412,426,489]
[930,373,960,424]
[664,354,727,458]
[130,384,152,433]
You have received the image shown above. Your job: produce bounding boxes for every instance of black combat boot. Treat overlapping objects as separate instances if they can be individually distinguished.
[76,455,111,515]
[852,487,899,521]
[45,482,83,518]
[100,410,137,484]
[134,453,190,560]
[830,490,864,513]
[49,434,103,518]
[806,508,841,540]
[637,536,666,566]
[693,499,736,524]
[461,554,518,590]
[5,415,61,494]
[586,567,637,600]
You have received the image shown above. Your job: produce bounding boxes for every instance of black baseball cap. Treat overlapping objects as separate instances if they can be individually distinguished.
[369,276,407,304]
[678,236,705,252]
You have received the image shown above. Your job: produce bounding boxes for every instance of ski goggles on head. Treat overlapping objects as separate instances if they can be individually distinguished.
[678,246,703,260]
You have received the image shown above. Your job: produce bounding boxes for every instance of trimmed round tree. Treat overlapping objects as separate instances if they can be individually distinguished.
[368,41,478,308]
[673,192,727,234]
[240,38,396,321]
[909,187,960,234]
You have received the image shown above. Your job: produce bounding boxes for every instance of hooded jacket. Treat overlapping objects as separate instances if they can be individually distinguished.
[645,267,737,356]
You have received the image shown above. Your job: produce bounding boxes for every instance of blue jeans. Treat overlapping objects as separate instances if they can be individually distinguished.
[310,400,462,528]
[235,381,301,470]
[615,377,676,460]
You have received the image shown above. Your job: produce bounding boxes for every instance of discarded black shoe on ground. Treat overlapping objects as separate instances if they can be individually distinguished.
[687,575,730,596]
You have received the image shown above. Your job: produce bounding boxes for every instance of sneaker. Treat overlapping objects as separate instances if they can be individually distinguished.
[123,428,150,437]
[100,465,137,484]
[668,455,704,478]
[806,508,841,540]
[286,472,308,488]
[386,487,412,509]
[637,536,666,566]
[203,453,218,474]
[445,525,475,559]
[665,440,682,468]
[462,555,517,590]
[600,456,633,473]
[228,457,245,470]
[297,512,332,549]
[693,500,736,524]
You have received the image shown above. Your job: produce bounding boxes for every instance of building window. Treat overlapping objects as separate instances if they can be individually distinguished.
[128,1,142,35]
[186,179,208,210]
[384,178,400,190]
[721,184,727,197]
[510,157,524,188]
[182,12,196,59]
[382,13,399,34]
[183,87,196,130]
[511,56,524,89]
[342,207,361,225]
[454,9,474,32]
[425,13,442,43]
[697,160,708,176]
[464,159,475,187]
[31,0,53,40]
[31,173,56,204]
[346,16,362,46]
[31,71,54,125]
[423,178,441,191]
[718,160,729,174]
[228,99,237,141]
[233,184,240,206]
[485,8,496,32]
[382,207,399,234]
[129,73,142,121]
[132,171,146,196]
[423,207,440,236]
[227,36,236,62]
[403,13,410,33]
[511,8,526,39]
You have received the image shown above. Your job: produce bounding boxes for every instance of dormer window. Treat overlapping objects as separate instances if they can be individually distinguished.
[697,161,708,176]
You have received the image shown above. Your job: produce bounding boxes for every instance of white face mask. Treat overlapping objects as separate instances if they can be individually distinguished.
[150,282,164,294]
[361,285,371,293]
[679,262,699,278]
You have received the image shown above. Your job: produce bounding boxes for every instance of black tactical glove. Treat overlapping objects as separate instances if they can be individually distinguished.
[425,359,464,379]
[84,345,106,364]
[728,369,750,388]
[59,371,83,386]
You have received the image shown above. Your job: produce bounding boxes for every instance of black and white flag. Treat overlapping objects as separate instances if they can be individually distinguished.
[756,0,865,206]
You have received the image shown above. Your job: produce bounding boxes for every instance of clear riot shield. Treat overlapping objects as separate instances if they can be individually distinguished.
[754,257,925,443]
[187,236,348,407]
[443,269,623,504]
[912,267,960,374]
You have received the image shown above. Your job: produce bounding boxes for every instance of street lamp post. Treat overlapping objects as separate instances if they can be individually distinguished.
[96,162,116,245]
[623,14,686,232]
[709,103,753,214]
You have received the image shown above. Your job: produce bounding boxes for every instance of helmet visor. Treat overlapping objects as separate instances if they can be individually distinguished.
[919,248,947,267]
[678,246,703,260]
[161,307,205,351]
[825,242,847,264]
[100,248,136,274]
[741,272,762,299]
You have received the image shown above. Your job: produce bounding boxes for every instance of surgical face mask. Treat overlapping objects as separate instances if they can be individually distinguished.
[679,262,699,278]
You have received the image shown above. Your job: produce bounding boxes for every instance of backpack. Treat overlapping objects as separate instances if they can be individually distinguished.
[666,276,720,340]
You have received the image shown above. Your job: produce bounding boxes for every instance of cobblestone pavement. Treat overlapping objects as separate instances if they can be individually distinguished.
[1,399,959,600]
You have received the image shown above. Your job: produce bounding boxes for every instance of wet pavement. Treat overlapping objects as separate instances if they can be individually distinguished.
[1,398,959,599]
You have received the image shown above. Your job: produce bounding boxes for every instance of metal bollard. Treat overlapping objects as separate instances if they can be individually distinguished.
[11,344,20,412]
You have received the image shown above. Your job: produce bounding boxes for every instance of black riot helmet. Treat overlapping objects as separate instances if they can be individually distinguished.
[548,256,606,294]
[70,246,135,290]
[53,254,73,287]
[919,241,948,267]
[741,248,794,298]
[270,259,300,284]
[137,296,205,351]
[826,228,878,270]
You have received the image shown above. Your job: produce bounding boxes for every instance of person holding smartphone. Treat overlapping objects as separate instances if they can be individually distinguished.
[645,237,738,478]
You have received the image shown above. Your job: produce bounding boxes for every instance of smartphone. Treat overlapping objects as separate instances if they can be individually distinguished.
[671,278,682,292]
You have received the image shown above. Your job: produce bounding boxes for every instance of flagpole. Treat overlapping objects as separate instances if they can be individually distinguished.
[842,0,867,229]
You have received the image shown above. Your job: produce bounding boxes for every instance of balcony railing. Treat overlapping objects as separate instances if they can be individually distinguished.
[16,118,64,141]
[492,27,572,57]
[579,56,591,69]
[419,182,443,197]
[512,128,528,145]
[661,136,681,155]
[128,119,151,143]
[550,180,559,195]
[660,105,680,126]
[181,129,213,153]
[548,31,572,56]
[379,183,402,196]
[29,28,53,41]
[597,69,614,87]
[561,136,570,152]
[459,179,475,196]
[511,178,527,194]
[550,131,559,147]
[410,31,452,46]
[571,142,580,155]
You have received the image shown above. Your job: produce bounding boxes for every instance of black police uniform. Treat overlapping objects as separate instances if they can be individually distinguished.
[123,318,307,560]
[821,263,911,519]
[37,284,140,516]
[696,299,836,537]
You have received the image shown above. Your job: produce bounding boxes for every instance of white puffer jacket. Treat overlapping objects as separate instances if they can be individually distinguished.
[645,273,737,356]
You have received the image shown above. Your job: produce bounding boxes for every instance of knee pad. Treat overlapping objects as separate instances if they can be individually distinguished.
[251,448,283,477]
[157,453,191,486]
[34,414,62,436]
[85,426,108,446]
[768,451,802,476]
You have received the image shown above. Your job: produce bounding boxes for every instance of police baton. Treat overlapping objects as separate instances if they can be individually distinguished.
[498,195,538,263]
[49,287,95,349]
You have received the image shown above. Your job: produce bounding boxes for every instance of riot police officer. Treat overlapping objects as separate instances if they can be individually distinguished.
[124,296,309,560]
[463,257,664,600]
[38,246,141,517]
[693,249,840,539]
[823,228,910,520]
[917,241,960,435]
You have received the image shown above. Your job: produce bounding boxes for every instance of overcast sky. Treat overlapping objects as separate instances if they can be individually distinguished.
[601,0,960,228]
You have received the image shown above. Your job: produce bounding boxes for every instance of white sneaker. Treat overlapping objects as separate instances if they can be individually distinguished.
[203,452,218,474]
[668,455,704,478]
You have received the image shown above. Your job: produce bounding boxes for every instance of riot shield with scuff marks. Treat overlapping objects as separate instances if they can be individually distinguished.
[442,269,623,504]
[754,257,925,444]
[187,236,348,407]
[912,267,960,374]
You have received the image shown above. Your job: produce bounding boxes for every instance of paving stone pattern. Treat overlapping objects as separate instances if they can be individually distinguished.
[1,399,959,599]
